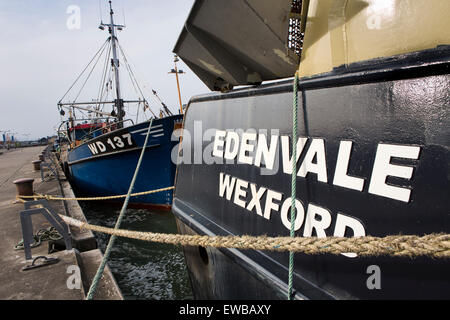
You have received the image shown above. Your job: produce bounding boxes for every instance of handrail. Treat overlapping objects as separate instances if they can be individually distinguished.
[77,118,135,142]
[57,118,111,143]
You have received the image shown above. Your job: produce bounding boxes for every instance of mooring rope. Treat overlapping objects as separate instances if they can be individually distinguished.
[288,72,299,300]
[86,119,154,300]
[17,186,175,202]
[59,214,450,258]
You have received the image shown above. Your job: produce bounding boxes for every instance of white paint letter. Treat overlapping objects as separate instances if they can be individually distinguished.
[303,203,332,237]
[113,136,124,148]
[280,198,305,231]
[281,136,308,174]
[246,184,267,216]
[88,144,98,155]
[254,134,278,170]
[368,144,420,202]
[219,173,236,200]
[233,178,249,209]
[212,130,226,158]
[224,131,239,160]
[333,213,366,258]
[95,141,106,152]
[263,189,282,220]
[298,138,328,183]
[122,133,132,145]
[333,141,365,191]
[238,132,257,165]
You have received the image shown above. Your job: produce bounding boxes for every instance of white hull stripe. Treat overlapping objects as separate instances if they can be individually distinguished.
[141,132,165,137]
[130,124,163,134]
[139,128,164,135]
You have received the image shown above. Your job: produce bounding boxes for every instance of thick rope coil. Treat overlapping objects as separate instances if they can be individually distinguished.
[59,214,450,258]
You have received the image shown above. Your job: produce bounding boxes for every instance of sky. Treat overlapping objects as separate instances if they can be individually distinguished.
[0,0,209,140]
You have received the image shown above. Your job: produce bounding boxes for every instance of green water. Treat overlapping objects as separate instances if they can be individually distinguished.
[79,202,193,300]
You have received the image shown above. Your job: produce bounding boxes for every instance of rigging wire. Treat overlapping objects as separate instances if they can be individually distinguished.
[119,47,141,98]
[117,42,157,118]
[117,43,146,102]
[66,40,110,137]
[117,42,173,116]
[152,89,173,116]
[85,39,113,137]
[96,39,112,110]
[58,39,110,103]
[72,39,111,103]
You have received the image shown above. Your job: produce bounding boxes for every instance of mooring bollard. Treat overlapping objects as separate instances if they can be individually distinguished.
[32,160,42,171]
[13,178,35,197]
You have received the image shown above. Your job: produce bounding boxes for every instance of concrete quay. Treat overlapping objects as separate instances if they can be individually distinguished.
[0,146,122,300]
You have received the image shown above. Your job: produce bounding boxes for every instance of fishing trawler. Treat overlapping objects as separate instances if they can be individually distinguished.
[58,1,182,210]
[172,0,449,299]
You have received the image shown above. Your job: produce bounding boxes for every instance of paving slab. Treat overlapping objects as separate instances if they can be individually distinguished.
[0,146,122,300]
[0,146,82,299]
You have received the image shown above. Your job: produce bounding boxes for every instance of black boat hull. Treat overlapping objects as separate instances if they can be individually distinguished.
[173,47,450,299]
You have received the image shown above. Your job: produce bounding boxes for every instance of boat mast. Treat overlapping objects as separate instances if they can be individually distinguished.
[169,54,185,114]
[101,1,125,126]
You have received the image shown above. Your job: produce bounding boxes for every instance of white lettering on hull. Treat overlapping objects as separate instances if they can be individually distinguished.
[219,172,367,257]
[213,129,421,203]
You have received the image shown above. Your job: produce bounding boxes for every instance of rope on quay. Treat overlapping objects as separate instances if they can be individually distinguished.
[16,186,175,201]
[58,214,450,258]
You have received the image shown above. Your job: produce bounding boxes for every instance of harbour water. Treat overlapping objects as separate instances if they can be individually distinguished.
[79,201,193,300]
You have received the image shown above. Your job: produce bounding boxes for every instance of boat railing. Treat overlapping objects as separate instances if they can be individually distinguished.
[57,117,110,144]
[78,118,135,143]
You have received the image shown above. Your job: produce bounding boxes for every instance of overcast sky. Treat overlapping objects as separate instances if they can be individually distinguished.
[0,0,208,140]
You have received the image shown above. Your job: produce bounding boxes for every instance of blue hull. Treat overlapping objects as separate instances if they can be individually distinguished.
[67,115,183,209]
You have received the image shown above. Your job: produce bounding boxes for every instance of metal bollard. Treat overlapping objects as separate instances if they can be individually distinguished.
[13,178,35,197]
[32,160,42,171]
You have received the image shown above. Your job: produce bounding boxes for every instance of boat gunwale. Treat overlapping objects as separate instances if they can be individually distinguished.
[68,114,182,152]
[67,143,161,166]
[185,45,450,106]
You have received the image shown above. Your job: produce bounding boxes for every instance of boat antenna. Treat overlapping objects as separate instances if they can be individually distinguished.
[122,0,126,27]
[98,0,102,23]
[99,0,126,127]
[168,54,185,114]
